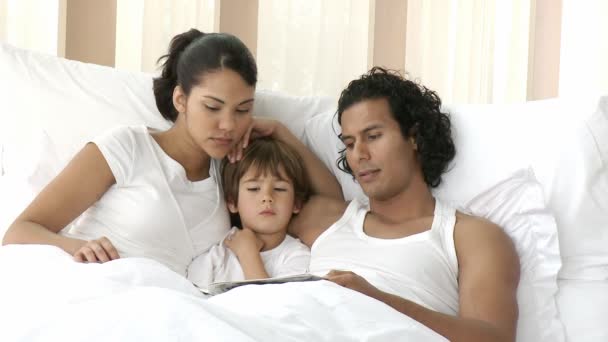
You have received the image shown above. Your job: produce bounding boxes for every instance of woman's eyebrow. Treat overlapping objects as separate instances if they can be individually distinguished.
[203,96,254,106]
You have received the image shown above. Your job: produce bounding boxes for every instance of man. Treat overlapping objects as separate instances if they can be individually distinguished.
[290,67,520,342]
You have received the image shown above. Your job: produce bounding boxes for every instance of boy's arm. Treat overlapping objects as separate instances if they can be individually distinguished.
[236,252,270,280]
[224,228,270,280]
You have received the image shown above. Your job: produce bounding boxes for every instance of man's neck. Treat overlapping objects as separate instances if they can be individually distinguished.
[369,184,436,225]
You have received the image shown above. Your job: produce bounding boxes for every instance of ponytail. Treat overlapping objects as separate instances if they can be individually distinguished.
[153,29,205,122]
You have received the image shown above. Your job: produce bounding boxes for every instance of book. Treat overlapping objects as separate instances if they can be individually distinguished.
[196,274,325,296]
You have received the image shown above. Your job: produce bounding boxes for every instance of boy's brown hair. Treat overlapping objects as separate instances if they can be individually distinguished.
[221,137,311,207]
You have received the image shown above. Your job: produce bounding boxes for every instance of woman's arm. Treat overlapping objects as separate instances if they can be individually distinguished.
[271,123,343,200]
[3,143,116,256]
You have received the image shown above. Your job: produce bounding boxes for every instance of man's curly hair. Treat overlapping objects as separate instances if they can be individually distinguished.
[336,67,455,188]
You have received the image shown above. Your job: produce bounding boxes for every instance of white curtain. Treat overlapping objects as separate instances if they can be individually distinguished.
[115,0,218,73]
[256,0,374,99]
[404,0,533,104]
[0,0,64,56]
[559,0,608,97]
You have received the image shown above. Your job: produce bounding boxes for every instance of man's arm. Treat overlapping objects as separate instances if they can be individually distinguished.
[326,217,520,342]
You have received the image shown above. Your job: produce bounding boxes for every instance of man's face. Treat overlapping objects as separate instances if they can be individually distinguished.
[340,98,420,201]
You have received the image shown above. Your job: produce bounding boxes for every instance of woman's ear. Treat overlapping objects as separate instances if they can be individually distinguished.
[173,85,187,114]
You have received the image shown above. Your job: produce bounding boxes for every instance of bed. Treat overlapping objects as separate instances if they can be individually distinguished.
[0,43,606,342]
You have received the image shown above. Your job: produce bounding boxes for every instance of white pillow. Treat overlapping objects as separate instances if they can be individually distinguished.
[0,132,63,238]
[440,98,608,281]
[0,43,335,176]
[303,109,366,202]
[463,169,564,342]
[547,97,608,280]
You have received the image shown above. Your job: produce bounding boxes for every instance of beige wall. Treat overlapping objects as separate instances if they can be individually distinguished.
[373,0,407,71]
[528,0,562,100]
[219,0,258,57]
[58,0,562,98]
[65,0,116,67]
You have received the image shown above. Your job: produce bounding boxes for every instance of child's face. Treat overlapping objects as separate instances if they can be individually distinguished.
[228,165,301,235]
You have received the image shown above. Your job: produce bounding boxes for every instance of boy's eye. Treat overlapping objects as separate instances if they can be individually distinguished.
[235,108,250,114]
[246,187,260,192]
[274,187,287,192]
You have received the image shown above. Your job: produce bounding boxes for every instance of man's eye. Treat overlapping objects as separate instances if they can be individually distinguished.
[368,133,381,140]
[345,143,354,150]
[235,108,250,114]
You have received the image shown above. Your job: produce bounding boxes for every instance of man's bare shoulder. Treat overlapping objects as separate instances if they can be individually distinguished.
[453,212,520,341]
[289,195,349,247]
[453,211,520,275]
[454,211,509,243]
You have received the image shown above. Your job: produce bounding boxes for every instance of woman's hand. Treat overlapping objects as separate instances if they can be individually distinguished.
[224,228,264,259]
[73,236,120,263]
[228,117,283,162]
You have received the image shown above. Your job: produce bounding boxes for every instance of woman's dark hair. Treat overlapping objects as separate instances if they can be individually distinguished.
[336,67,455,188]
[153,29,257,122]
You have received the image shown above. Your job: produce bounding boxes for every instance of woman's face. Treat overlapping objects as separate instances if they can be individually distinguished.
[174,68,255,159]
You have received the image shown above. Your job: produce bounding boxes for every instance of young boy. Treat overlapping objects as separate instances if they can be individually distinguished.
[189,137,311,287]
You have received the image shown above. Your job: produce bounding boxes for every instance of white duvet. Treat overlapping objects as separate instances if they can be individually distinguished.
[0,245,445,342]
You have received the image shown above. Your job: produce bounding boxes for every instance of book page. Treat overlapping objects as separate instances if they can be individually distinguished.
[197,274,324,296]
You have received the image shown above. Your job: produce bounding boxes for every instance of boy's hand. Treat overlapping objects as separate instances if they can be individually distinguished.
[224,228,264,259]
[73,236,120,263]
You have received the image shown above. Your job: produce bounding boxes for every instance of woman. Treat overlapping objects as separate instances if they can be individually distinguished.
[3,29,253,276]
[2,28,341,277]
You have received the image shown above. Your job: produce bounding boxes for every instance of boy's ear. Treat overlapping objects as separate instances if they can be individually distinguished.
[227,200,238,214]
[292,199,303,214]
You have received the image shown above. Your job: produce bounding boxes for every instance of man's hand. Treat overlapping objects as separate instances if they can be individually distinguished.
[224,228,264,260]
[325,270,382,299]
[73,236,120,263]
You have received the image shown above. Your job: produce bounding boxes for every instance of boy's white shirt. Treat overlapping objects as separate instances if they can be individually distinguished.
[188,227,311,288]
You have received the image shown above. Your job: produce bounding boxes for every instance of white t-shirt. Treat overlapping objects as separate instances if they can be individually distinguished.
[188,227,311,288]
[309,198,460,315]
[61,125,231,276]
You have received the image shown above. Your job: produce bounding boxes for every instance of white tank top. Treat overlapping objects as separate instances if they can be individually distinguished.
[309,198,460,315]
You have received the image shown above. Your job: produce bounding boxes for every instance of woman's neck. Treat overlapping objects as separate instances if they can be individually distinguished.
[153,122,211,181]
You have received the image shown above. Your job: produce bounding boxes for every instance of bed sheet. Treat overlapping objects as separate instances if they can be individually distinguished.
[0,245,446,342]
[557,279,608,342]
